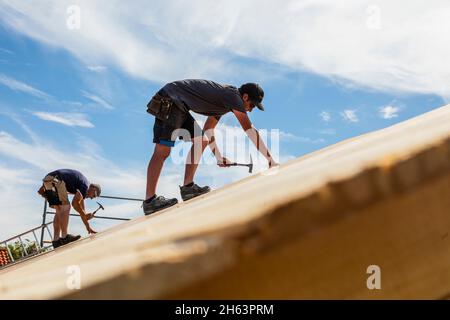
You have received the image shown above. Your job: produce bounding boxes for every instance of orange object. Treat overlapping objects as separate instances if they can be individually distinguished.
[0,249,11,267]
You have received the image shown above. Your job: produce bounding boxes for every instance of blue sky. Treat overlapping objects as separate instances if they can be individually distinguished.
[0,0,448,240]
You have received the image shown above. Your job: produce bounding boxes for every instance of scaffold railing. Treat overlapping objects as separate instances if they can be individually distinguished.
[1,194,143,269]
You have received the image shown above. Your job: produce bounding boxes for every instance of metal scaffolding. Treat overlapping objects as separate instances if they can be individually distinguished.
[1,195,143,269]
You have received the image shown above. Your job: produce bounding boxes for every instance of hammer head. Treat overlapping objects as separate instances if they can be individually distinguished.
[96,202,105,211]
[248,155,253,173]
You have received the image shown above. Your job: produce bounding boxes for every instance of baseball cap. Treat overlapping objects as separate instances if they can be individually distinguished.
[239,83,265,111]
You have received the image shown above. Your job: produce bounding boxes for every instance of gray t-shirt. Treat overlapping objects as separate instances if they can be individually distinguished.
[161,79,246,117]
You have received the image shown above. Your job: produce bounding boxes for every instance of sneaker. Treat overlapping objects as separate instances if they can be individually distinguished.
[52,239,62,249]
[60,234,81,246]
[143,195,178,215]
[180,183,211,201]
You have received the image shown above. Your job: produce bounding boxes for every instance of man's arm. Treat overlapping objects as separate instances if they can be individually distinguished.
[203,116,232,166]
[72,191,96,234]
[232,109,278,167]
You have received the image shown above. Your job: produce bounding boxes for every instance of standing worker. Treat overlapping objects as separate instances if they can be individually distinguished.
[144,79,278,215]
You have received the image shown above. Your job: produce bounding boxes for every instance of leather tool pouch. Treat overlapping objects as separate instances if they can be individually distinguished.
[147,93,174,121]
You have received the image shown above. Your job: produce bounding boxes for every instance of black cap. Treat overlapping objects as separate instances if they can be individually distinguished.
[239,83,264,111]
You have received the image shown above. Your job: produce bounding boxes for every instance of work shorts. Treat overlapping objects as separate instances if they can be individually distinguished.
[38,175,70,207]
[151,90,202,147]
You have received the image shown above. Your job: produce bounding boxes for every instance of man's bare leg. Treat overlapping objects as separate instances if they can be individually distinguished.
[183,136,209,186]
[145,143,171,200]
[59,204,70,238]
[52,208,61,241]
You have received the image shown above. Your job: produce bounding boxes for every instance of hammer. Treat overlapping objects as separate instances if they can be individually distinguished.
[228,155,253,173]
[92,202,105,217]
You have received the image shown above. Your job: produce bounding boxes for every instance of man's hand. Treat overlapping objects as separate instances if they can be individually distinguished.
[85,213,95,221]
[268,159,279,168]
[86,225,97,234]
[217,157,233,167]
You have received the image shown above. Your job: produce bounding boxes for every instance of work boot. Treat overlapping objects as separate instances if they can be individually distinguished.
[180,183,211,201]
[142,195,178,215]
[52,239,62,249]
[60,234,81,246]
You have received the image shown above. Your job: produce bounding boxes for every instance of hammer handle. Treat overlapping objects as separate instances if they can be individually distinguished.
[229,163,248,167]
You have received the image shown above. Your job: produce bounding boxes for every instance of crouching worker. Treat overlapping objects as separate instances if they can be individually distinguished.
[37,169,101,249]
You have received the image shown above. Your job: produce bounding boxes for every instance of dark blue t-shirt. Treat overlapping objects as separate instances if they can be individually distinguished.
[48,169,90,198]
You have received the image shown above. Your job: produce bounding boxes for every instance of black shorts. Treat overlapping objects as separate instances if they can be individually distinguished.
[152,92,202,147]
[40,175,70,207]
[44,190,63,206]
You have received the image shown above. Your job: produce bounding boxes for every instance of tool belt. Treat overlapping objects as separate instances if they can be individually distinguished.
[147,92,187,128]
[147,92,175,121]
[40,175,70,206]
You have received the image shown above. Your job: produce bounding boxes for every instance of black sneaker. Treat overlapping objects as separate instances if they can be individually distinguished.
[60,234,81,246]
[52,239,62,249]
[143,195,178,215]
[180,183,211,201]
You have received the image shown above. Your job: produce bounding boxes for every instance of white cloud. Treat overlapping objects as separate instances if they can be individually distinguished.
[341,109,359,123]
[0,74,51,99]
[1,1,450,97]
[279,131,301,141]
[0,164,43,240]
[82,91,114,110]
[319,111,331,122]
[61,100,83,108]
[279,131,325,144]
[379,105,400,119]
[0,48,14,54]
[298,137,325,144]
[32,111,94,128]
[87,65,107,72]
